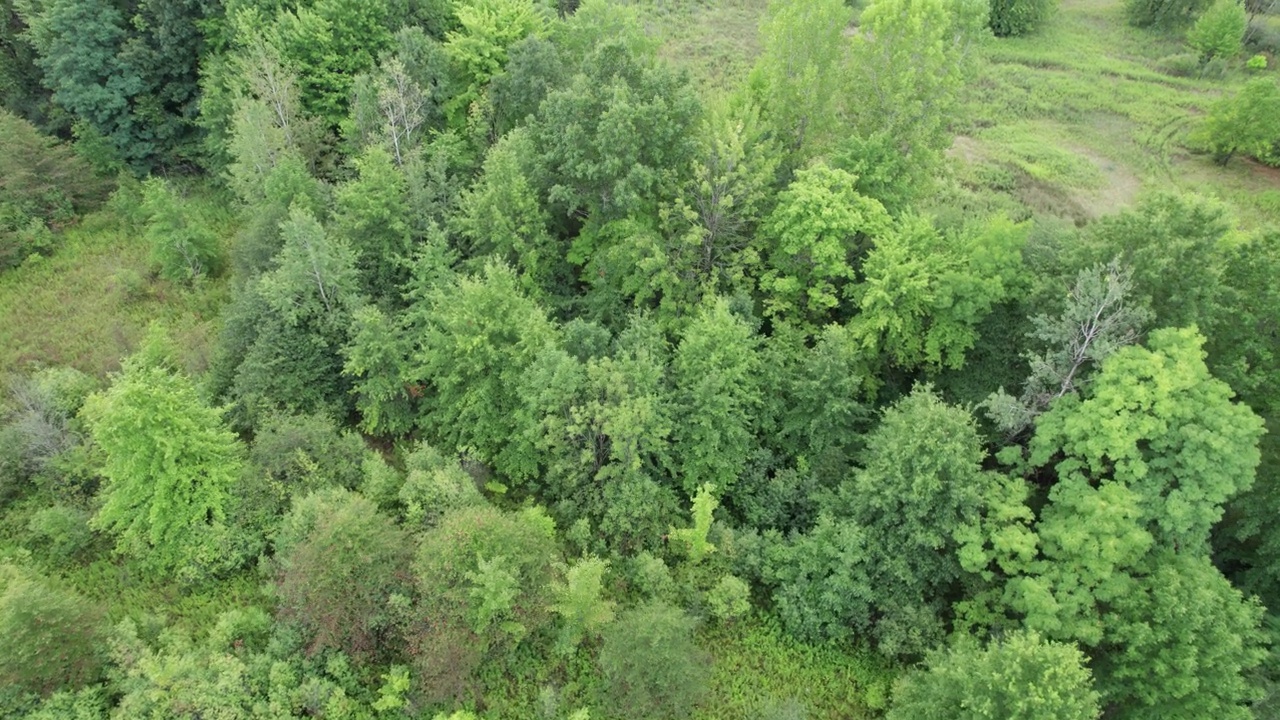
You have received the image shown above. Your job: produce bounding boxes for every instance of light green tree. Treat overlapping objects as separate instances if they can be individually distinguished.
[757,164,890,327]
[82,329,245,581]
[548,556,616,655]
[334,145,412,298]
[1191,77,1280,165]
[1187,0,1247,59]
[443,0,547,127]
[141,178,221,283]
[748,0,851,165]
[888,631,1100,720]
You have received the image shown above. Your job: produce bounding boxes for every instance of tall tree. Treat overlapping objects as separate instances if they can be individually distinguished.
[334,146,412,299]
[442,0,547,127]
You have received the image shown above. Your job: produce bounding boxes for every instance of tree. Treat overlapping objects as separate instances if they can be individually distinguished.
[274,488,413,661]
[851,215,1027,372]
[888,631,1100,720]
[756,164,890,327]
[82,329,246,582]
[1126,0,1212,27]
[442,0,547,127]
[548,556,616,656]
[748,0,851,165]
[1191,77,1280,165]
[983,260,1151,437]
[1187,0,1247,59]
[844,0,988,205]
[670,297,761,495]
[769,387,1035,656]
[1094,552,1264,719]
[0,564,105,695]
[343,304,417,437]
[598,601,711,720]
[531,38,700,222]
[410,261,556,482]
[333,145,412,298]
[141,178,222,283]
[988,0,1056,36]
[412,505,560,702]
[1028,326,1264,550]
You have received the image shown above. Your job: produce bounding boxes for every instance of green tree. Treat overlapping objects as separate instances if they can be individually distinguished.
[844,0,988,205]
[598,601,711,720]
[141,178,222,283]
[748,0,851,165]
[1094,552,1264,719]
[443,0,547,127]
[770,387,1035,656]
[756,164,890,327]
[1187,0,1247,59]
[670,297,760,495]
[82,330,246,581]
[274,488,413,661]
[531,38,700,222]
[343,304,417,437]
[1127,0,1212,27]
[0,564,105,695]
[410,261,556,483]
[548,556,616,655]
[887,631,1100,720]
[852,215,1027,372]
[1028,326,1264,550]
[1191,77,1280,165]
[988,0,1056,35]
[412,505,559,702]
[334,145,412,298]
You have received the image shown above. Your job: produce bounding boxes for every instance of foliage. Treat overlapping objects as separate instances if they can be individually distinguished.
[333,145,412,298]
[0,563,105,695]
[670,483,719,563]
[443,0,547,127]
[757,165,889,326]
[141,178,222,283]
[599,601,711,720]
[248,411,366,510]
[82,329,247,582]
[887,631,1100,720]
[1187,0,1247,59]
[397,442,483,526]
[274,488,414,661]
[706,574,751,624]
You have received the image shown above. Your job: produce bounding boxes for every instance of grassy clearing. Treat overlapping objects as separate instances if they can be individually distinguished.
[0,184,234,379]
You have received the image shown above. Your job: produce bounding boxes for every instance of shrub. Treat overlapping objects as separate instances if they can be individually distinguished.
[250,411,367,507]
[1247,52,1268,69]
[398,442,483,526]
[598,601,711,720]
[1156,51,1206,76]
[274,488,414,661]
[26,504,93,562]
[1188,0,1247,59]
[0,564,106,695]
[141,178,222,283]
[1126,0,1212,27]
[707,574,752,624]
[989,0,1056,36]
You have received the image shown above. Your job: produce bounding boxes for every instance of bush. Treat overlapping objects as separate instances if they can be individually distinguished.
[397,443,483,526]
[1188,0,1247,59]
[25,504,93,562]
[1156,51,1206,76]
[1126,0,1212,27]
[141,178,222,283]
[250,412,367,508]
[707,574,752,624]
[1247,52,1268,69]
[0,564,106,695]
[989,0,1056,36]
[599,601,711,720]
[274,489,414,662]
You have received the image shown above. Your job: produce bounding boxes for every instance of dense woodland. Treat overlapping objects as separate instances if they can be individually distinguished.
[2,0,1280,717]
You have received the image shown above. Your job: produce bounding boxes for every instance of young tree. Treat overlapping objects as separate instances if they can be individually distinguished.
[1187,0,1247,60]
[0,564,106,695]
[988,0,1056,36]
[1126,0,1212,27]
[443,0,547,127]
[333,145,412,299]
[141,178,222,283]
[1191,77,1280,165]
[844,0,988,204]
[548,556,616,656]
[82,329,246,581]
[756,164,890,327]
